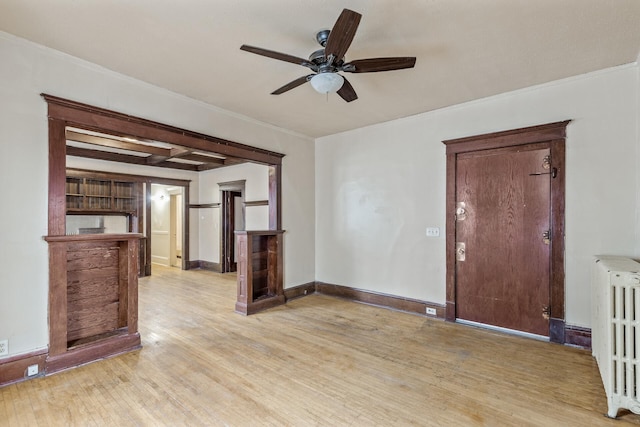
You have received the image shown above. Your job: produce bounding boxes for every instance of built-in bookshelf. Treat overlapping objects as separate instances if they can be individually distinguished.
[65,177,84,210]
[235,230,285,315]
[66,176,138,214]
[113,180,136,212]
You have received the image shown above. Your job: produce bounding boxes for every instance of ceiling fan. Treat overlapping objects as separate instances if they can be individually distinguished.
[240,8,416,102]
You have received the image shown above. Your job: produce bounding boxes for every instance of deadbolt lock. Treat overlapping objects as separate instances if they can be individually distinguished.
[455,202,467,221]
[542,230,551,245]
[456,242,466,261]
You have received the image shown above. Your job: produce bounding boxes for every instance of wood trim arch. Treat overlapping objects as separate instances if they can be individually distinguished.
[43,94,285,371]
[43,94,285,235]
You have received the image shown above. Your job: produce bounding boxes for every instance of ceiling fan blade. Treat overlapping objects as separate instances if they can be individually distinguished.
[324,9,362,64]
[337,77,358,102]
[343,57,417,73]
[271,75,313,95]
[240,45,316,70]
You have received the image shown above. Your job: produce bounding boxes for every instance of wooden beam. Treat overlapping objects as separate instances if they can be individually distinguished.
[180,153,225,164]
[44,94,285,165]
[146,147,192,165]
[66,146,199,171]
[196,163,225,172]
[66,130,170,156]
[223,157,247,166]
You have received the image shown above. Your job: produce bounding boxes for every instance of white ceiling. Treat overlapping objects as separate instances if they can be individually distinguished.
[1,0,640,138]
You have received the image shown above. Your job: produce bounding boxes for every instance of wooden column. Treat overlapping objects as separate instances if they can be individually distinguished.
[268,164,282,230]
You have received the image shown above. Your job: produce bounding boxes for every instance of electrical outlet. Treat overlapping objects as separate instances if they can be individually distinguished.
[426,227,440,237]
[425,307,437,316]
[0,339,8,356]
[27,364,39,376]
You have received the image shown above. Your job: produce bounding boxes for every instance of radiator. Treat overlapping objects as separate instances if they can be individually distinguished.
[592,256,640,418]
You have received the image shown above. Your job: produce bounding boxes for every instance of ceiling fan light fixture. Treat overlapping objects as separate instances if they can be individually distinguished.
[310,72,344,94]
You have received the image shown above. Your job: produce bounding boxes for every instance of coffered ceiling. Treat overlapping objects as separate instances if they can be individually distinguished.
[1,0,640,138]
[65,127,247,172]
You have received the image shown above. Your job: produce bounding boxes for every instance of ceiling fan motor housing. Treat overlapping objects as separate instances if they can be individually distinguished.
[309,49,326,65]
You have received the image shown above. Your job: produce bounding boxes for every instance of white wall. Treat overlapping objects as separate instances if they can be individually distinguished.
[197,162,270,264]
[316,63,640,329]
[0,31,315,358]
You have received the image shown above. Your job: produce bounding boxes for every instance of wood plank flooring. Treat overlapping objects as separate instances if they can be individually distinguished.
[1,265,639,426]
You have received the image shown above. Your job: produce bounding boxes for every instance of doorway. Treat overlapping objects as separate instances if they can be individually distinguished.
[443,121,569,343]
[219,181,246,273]
[150,183,185,270]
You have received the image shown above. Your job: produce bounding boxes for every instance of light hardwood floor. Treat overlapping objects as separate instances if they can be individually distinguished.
[1,265,639,426]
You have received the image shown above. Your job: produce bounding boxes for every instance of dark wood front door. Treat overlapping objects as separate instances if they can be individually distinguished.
[455,143,551,336]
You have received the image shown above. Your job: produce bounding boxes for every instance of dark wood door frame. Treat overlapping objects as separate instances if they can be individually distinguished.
[219,181,245,273]
[443,121,570,343]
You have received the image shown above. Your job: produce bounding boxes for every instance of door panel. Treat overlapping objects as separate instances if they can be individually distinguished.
[455,144,551,336]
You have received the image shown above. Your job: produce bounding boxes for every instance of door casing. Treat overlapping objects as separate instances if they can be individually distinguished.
[443,121,569,343]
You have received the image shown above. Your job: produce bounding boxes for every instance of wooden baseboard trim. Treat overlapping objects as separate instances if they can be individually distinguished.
[565,324,591,349]
[188,260,222,273]
[278,281,592,349]
[0,349,48,387]
[284,282,316,301]
[235,295,286,316]
[315,281,445,318]
[46,333,141,374]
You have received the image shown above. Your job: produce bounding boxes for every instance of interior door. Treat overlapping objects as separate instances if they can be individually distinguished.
[455,143,551,336]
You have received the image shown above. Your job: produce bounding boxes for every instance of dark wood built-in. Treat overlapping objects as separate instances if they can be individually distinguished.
[43,94,285,378]
[235,230,285,315]
[65,174,138,215]
[65,169,192,275]
[44,234,141,373]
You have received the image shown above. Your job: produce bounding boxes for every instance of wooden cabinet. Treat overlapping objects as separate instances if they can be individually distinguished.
[235,230,285,315]
[44,234,142,373]
[66,175,138,214]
